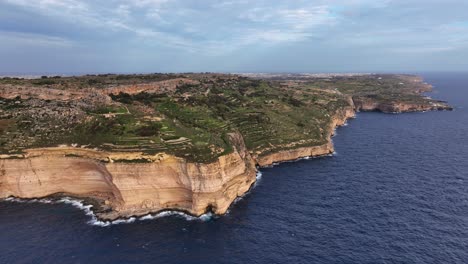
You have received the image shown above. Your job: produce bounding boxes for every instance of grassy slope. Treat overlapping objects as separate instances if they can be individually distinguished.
[0,73,443,162]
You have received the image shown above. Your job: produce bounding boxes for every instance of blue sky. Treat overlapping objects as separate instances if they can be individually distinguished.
[1,0,468,73]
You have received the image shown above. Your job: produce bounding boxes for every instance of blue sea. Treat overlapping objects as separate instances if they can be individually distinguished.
[1,73,467,264]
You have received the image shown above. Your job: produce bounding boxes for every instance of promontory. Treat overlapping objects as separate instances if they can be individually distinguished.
[0,73,451,220]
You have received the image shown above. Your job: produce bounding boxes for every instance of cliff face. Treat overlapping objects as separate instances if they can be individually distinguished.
[255,104,356,167]
[0,103,358,220]
[0,157,123,205]
[0,93,450,220]
[0,133,256,220]
[353,96,452,113]
[105,133,256,219]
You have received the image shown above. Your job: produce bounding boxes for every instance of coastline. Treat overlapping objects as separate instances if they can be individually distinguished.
[0,106,355,221]
[0,77,453,222]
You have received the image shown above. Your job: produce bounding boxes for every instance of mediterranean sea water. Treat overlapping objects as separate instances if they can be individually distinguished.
[1,73,467,263]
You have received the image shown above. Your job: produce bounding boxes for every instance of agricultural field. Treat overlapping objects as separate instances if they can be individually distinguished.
[0,73,448,162]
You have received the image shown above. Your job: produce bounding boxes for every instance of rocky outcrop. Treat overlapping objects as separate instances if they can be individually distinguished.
[254,104,356,167]
[0,94,450,220]
[353,97,453,113]
[255,142,334,167]
[104,78,199,96]
[0,133,256,220]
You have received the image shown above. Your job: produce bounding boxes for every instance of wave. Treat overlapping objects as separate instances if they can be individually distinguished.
[139,211,214,222]
[5,197,54,204]
[2,152,333,226]
[2,196,215,227]
[225,170,265,215]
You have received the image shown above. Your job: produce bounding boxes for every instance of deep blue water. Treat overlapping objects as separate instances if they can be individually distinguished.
[1,73,467,264]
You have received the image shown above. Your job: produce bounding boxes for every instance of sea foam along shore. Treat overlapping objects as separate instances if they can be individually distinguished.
[0,107,353,225]
[2,197,215,227]
[1,170,274,227]
[1,120,345,227]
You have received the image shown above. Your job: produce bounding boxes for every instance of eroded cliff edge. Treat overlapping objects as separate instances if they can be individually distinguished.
[0,100,411,220]
[0,133,257,220]
[0,73,452,220]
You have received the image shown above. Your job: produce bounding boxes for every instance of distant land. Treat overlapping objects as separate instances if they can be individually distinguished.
[0,73,452,221]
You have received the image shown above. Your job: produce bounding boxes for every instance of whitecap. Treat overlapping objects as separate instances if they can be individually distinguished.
[112,217,136,225]
[198,212,213,222]
[256,171,263,180]
[88,218,111,227]
[139,214,156,221]
[38,198,53,204]
[4,197,26,203]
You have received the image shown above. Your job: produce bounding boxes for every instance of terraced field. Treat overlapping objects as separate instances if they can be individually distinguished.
[0,73,449,162]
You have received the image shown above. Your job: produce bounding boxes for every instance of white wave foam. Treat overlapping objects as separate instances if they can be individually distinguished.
[38,198,53,204]
[88,218,112,227]
[256,171,263,180]
[112,217,136,225]
[3,197,54,204]
[138,211,213,222]
[252,171,263,188]
[3,196,216,226]
[199,212,214,222]
[5,197,21,202]
[139,214,156,221]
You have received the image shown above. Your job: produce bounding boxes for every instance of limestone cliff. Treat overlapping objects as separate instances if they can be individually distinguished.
[0,73,451,219]
[0,133,257,220]
[352,96,452,113]
[0,97,422,220]
[254,105,356,167]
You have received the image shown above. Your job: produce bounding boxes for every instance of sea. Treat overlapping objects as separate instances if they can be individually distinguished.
[1,72,467,264]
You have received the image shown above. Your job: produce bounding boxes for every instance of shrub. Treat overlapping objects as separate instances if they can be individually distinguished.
[135,122,162,137]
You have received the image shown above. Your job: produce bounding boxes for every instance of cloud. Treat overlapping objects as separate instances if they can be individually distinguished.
[4,0,88,12]
[0,30,74,47]
[0,1,333,54]
[1,0,468,72]
[391,46,456,54]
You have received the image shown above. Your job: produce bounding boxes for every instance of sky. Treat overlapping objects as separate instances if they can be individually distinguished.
[1,0,468,74]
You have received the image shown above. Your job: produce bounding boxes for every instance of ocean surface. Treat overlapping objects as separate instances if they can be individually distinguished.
[1,73,467,264]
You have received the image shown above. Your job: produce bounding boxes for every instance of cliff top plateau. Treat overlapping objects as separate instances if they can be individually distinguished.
[0,73,451,163]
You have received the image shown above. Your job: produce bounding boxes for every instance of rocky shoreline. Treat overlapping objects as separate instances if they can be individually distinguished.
[0,109,355,221]
[1,98,449,221]
[0,74,453,221]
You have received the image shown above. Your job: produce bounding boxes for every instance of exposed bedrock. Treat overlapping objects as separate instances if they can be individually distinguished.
[353,96,452,113]
[0,97,450,220]
[0,133,257,220]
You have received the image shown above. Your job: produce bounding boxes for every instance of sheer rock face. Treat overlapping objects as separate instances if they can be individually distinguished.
[0,73,454,220]
[254,105,356,167]
[0,94,447,220]
[0,157,123,205]
[353,96,452,113]
[103,78,199,96]
[105,133,256,219]
[0,133,257,220]
[0,105,357,220]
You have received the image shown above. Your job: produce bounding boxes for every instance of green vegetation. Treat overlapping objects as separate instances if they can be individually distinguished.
[0,73,448,162]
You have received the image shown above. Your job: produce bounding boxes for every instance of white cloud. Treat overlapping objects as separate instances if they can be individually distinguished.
[4,0,88,12]
[391,46,456,53]
[0,30,74,47]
